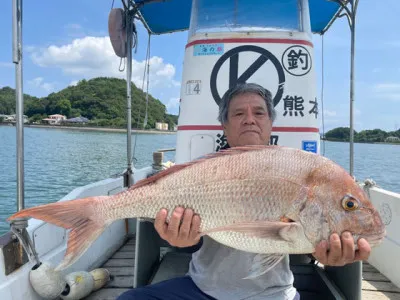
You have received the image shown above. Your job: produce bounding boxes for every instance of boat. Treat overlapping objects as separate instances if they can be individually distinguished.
[1,0,399,299]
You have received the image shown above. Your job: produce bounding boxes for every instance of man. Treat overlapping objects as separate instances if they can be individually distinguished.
[117,83,371,299]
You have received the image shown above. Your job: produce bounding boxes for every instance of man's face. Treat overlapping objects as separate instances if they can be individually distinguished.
[223,92,273,147]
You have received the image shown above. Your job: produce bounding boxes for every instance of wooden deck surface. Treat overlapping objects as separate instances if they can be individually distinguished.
[84,236,400,300]
[84,237,135,300]
[361,262,400,299]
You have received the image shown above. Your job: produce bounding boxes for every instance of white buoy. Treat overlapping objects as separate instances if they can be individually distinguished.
[60,268,111,300]
[60,271,94,300]
[90,268,111,292]
[29,262,67,299]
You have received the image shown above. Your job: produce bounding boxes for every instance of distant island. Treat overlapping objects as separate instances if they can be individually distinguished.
[0,77,178,132]
[323,127,400,144]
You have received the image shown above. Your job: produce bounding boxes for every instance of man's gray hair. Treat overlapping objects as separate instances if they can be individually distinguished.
[217,83,277,125]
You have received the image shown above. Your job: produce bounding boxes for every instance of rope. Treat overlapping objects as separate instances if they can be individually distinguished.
[136,32,151,128]
[127,4,139,166]
[364,179,377,187]
[143,34,151,129]
[132,32,151,164]
[321,34,326,156]
[363,178,378,198]
[136,34,150,128]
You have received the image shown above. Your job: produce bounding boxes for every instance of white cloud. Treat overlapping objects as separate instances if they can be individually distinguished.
[374,83,400,91]
[69,80,79,86]
[64,23,82,30]
[385,40,400,48]
[0,62,13,68]
[28,77,55,93]
[373,83,400,101]
[30,36,180,90]
[25,46,37,53]
[323,110,337,117]
[385,94,400,101]
[166,97,180,112]
[63,23,85,38]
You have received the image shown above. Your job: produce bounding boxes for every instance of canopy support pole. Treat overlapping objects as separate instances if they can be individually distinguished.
[13,0,24,212]
[348,0,358,178]
[121,0,159,187]
[324,2,361,300]
[124,3,134,188]
[328,0,359,176]
[11,0,41,268]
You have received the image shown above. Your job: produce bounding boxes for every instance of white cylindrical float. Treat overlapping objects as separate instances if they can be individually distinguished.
[60,268,110,300]
[29,262,67,299]
[28,261,110,300]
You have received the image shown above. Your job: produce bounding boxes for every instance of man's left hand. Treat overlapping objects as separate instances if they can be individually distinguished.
[312,231,371,266]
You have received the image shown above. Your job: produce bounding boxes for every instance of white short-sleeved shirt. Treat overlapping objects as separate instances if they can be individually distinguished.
[188,236,297,300]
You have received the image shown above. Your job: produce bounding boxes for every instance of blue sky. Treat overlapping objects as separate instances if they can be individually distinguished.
[0,0,399,132]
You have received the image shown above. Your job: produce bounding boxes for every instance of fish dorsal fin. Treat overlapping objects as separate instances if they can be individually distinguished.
[130,162,195,190]
[129,145,280,190]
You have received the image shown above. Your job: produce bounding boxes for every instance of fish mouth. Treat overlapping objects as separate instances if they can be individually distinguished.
[359,229,386,246]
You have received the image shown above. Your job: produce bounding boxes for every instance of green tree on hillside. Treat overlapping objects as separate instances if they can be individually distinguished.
[55,99,72,117]
[0,87,40,115]
[355,129,388,143]
[386,129,400,139]
[324,127,398,144]
[0,77,179,129]
[325,127,357,142]
[25,98,46,116]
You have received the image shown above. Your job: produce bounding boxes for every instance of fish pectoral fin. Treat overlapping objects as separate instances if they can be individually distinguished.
[201,221,303,243]
[243,253,286,279]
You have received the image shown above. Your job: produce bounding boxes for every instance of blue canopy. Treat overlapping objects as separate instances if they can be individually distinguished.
[135,0,344,35]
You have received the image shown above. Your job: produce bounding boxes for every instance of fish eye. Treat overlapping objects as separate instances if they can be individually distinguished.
[341,195,359,211]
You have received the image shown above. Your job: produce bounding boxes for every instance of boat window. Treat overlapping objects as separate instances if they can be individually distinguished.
[189,0,302,37]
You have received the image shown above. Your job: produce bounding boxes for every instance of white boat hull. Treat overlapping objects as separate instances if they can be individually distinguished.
[366,184,400,288]
[0,167,152,300]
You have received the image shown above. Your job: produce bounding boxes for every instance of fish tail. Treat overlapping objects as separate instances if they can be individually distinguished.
[7,196,111,270]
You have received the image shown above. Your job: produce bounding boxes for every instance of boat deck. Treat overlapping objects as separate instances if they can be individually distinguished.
[85,236,400,300]
[361,262,400,299]
[85,236,136,300]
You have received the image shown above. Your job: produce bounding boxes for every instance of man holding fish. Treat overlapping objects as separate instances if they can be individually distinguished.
[117,83,373,300]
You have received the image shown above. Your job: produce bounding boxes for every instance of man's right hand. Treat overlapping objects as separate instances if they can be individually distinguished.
[154,207,201,248]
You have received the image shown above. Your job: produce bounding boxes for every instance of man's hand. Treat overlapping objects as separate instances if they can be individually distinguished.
[312,231,371,266]
[154,207,201,247]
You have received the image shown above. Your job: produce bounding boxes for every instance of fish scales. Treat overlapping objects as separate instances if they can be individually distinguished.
[100,147,310,223]
[95,147,318,253]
